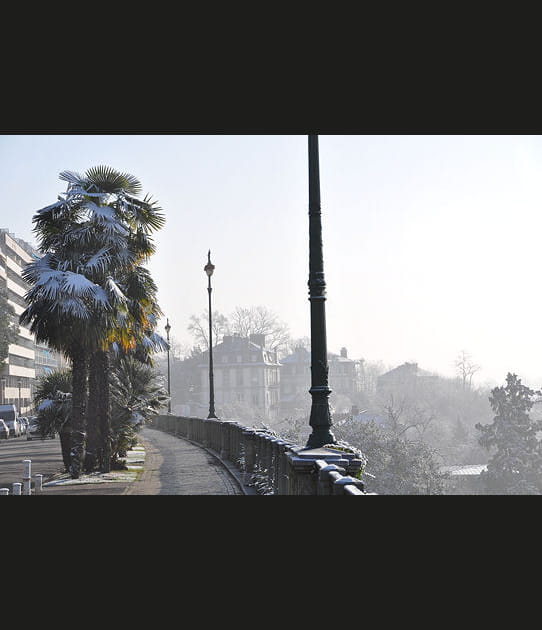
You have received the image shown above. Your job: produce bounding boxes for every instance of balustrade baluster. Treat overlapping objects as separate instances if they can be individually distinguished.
[231,423,241,467]
[243,429,256,475]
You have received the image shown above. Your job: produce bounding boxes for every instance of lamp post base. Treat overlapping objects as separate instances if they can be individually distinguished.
[305,428,336,450]
[305,387,336,449]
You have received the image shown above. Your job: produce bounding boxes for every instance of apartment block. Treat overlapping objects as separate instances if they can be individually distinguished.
[198,334,281,420]
[0,229,37,413]
[0,229,69,414]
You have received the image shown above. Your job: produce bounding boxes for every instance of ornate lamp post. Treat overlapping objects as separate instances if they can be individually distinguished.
[165,318,171,413]
[306,134,336,449]
[204,250,218,419]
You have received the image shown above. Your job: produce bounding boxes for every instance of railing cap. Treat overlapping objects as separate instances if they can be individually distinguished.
[333,475,364,488]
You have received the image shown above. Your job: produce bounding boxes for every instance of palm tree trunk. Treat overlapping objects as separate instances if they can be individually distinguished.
[69,345,88,479]
[84,350,101,473]
[59,428,72,471]
[97,349,112,472]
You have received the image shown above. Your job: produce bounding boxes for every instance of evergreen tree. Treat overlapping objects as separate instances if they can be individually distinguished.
[476,373,542,494]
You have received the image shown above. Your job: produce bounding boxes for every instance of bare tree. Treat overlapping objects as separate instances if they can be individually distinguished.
[229,305,290,356]
[187,304,291,356]
[455,350,480,391]
[187,310,230,349]
[382,394,437,439]
[383,394,412,437]
[409,405,438,440]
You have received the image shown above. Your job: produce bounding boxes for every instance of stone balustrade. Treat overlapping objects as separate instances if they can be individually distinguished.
[151,414,372,496]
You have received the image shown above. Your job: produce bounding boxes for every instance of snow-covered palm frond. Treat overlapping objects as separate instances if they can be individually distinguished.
[22,253,55,284]
[23,256,64,302]
[35,197,69,215]
[65,185,110,202]
[46,296,91,319]
[26,258,112,312]
[105,277,127,306]
[37,398,55,411]
[84,247,112,275]
[62,273,111,311]
[83,200,115,221]
[33,273,63,301]
[94,213,129,238]
[59,170,85,186]
[81,201,130,239]
[114,247,134,268]
[61,271,102,298]
[141,331,169,353]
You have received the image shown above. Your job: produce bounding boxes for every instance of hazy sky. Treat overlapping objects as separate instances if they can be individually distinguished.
[1,133,541,387]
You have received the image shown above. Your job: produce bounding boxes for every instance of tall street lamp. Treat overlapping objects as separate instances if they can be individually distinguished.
[306,134,336,449]
[204,250,218,419]
[165,318,171,413]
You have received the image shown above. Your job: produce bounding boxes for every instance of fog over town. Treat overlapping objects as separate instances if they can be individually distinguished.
[2,133,542,494]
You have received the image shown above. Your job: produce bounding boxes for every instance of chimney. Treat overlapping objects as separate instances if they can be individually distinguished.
[340,347,348,358]
[249,333,266,348]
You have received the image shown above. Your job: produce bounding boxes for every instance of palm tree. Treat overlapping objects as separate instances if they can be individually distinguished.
[33,368,73,470]
[22,165,166,477]
[20,265,105,478]
[78,169,165,473]
[109,354,169,465]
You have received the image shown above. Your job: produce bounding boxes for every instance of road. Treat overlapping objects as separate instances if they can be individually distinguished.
[0,432,61,492]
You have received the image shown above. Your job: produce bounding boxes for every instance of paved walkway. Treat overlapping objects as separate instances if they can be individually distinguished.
[126,427,243,495]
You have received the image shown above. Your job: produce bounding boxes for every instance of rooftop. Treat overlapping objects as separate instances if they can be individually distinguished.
[441,464,487,476]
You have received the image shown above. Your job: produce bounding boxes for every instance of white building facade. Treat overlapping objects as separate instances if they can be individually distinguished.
[0,229,37,414]
[198,334,281,420]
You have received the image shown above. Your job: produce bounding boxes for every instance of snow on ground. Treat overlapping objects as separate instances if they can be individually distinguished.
[44,444,146,486]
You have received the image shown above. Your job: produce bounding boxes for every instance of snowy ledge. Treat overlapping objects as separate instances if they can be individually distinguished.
[44,445,146,486]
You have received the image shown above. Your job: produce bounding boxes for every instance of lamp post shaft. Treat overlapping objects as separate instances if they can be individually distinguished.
[306,134,336,449]
[207,273,217,419]
[166,327,171,413]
